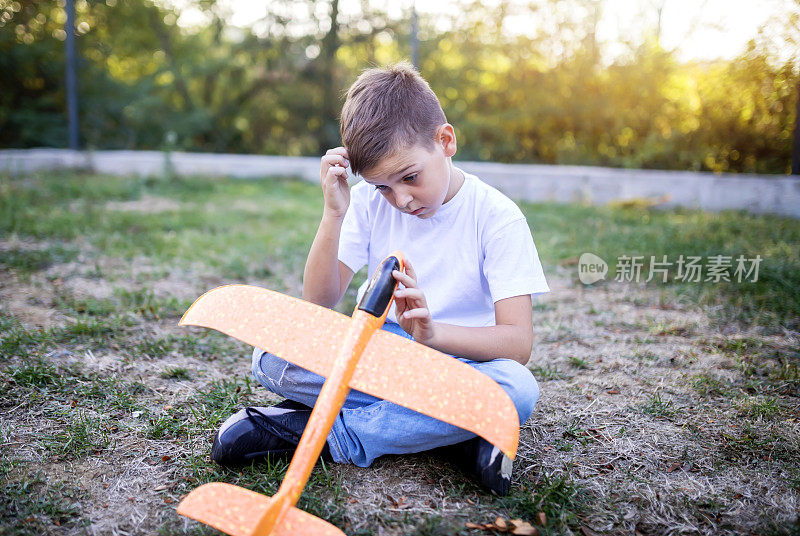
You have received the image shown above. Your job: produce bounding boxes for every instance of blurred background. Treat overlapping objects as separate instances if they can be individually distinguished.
[1,0,798,174]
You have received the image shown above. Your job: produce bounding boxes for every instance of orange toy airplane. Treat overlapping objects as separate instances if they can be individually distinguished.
[176,252,520,536]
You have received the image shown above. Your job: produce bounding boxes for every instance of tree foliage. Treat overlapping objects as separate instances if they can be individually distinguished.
[0,0,797,173]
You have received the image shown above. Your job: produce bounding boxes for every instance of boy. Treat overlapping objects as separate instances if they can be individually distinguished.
[211,62,549,496]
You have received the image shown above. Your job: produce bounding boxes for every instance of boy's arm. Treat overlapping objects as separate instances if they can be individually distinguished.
[301,215,354,308]
[392,262,534,365]
[302,148,355,308]
[429,296,533,365]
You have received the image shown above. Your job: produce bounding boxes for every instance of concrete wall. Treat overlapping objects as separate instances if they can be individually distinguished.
[3,148,799,218]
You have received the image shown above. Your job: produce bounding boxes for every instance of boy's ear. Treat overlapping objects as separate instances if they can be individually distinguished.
[436,123,457,158]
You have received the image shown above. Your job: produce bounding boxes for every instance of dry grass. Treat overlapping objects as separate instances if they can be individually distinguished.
[3,261,798,535]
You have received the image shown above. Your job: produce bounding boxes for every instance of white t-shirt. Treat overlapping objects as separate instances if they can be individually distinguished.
[338,169,550,327]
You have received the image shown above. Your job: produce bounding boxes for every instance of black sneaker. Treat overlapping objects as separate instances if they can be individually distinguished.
[439,437,513,496]
[211,398,330,466]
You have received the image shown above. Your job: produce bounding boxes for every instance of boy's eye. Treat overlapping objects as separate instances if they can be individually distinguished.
[374,184,389,191]
[403,174,417,183]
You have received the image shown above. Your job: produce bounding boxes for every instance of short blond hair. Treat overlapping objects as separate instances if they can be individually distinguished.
[340,61,447,175]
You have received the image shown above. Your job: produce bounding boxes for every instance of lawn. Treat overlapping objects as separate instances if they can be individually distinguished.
[1,170,798,535]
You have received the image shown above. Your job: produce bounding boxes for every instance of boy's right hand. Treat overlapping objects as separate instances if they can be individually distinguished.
[320,147,351,219]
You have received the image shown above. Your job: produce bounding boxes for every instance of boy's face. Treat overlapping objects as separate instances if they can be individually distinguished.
[359,125,460,219]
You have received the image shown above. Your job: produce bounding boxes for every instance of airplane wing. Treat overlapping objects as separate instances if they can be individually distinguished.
[180,284,519,459]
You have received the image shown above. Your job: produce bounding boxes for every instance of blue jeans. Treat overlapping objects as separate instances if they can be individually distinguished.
[250,322,539,467]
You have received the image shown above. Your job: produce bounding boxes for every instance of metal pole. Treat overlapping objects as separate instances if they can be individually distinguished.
[410,3,419,70]
[65,0,79,150]
[792,79,800,175]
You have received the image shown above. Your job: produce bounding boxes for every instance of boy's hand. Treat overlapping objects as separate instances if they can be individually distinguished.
[320,147,351,219]
[392,259,437,345]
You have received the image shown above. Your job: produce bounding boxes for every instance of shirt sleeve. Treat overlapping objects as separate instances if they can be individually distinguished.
[337,182,370,274]
[482,217,550,303]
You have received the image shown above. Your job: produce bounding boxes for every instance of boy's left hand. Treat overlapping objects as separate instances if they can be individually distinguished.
[392,260,437,345]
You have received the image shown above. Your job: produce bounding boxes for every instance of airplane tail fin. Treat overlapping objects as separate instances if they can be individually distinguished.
[177,482,345,536]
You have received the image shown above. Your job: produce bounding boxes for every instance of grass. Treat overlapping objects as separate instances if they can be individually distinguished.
[0,318,48,359]
[567,356,588,369]
[640,391,675,418]
[497,472,587,531]
[0,244,79,275]
[146,406,188,440]
[161,366,192,380]
[0,458,82,535]
[521,200,800,333]
[2,170,799,325]
[44,409,116,457]
[0,170,798,535]
[530,364,562,381]
[736,395,780,419]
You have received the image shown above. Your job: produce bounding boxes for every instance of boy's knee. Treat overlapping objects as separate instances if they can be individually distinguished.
[493,359,540,424]
[251,348,289,393]
[516,368,540,423]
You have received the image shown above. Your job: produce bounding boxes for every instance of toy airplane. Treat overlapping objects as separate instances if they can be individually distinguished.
[176,252,520,536]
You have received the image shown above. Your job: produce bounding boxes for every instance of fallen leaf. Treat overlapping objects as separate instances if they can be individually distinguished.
[606,389,620,394]
[465,522,483,529]
[154,484,168,491]
[536,512,547,526]
[495,517,507,530]
[666,462,681,473]
[164,497,173,504]
[511,521,539,535]
[161,455,172,462]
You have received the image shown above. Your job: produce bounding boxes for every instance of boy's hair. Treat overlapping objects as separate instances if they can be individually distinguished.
[340,61,447,175]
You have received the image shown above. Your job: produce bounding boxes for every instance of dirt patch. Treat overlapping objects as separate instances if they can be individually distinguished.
[103,196,182,214]
[0,272,64,329]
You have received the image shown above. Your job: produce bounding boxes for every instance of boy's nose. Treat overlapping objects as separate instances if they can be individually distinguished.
[394,191,413,209]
